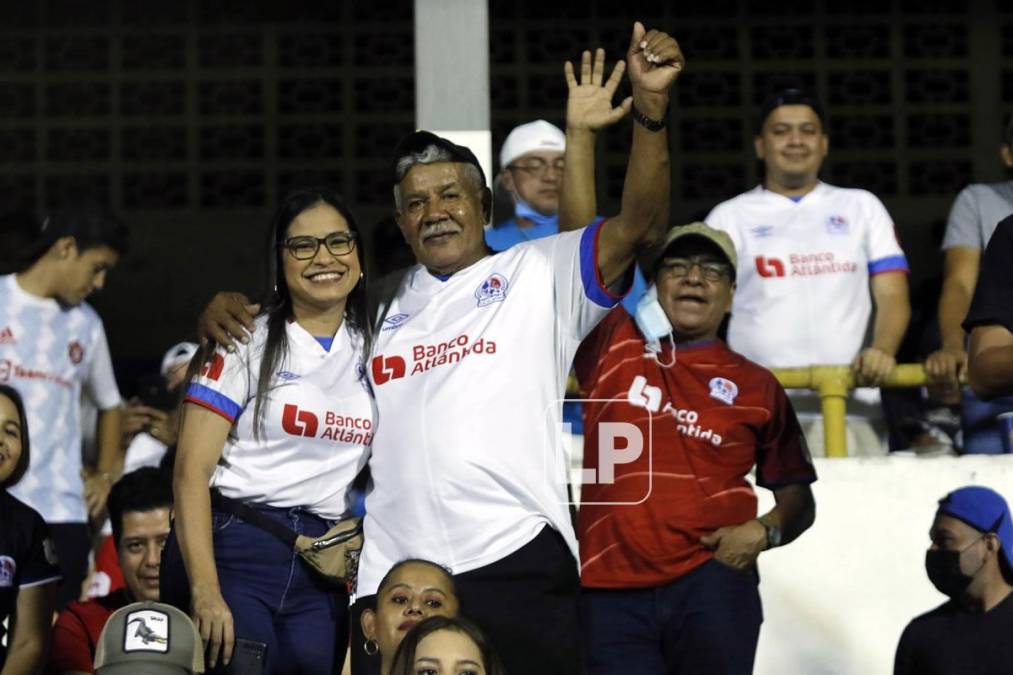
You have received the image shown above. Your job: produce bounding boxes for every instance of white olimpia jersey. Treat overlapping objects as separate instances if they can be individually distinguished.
[186,317,374,521]
[0,275,122,523]
[706,183,908,368]
[358,220,622,595]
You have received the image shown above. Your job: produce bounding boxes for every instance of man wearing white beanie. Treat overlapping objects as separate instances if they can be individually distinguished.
[487,119,568,251]
[491,118,647,314]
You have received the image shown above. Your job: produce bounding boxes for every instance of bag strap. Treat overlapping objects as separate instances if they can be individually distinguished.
[210,490,298,548]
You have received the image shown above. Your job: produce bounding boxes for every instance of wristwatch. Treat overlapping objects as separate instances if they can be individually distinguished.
[630,104,667,132]
[760,520,782,549]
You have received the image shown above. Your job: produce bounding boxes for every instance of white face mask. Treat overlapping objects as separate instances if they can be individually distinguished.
[634,285,676,367]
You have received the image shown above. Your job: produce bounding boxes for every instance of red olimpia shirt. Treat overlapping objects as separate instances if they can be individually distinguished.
[574,307,817,589]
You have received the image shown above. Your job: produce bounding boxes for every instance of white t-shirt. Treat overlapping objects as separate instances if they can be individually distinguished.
[358,220,622,595]
[0,274,122,523]
[185,317,373,521]
[942,181,1013,251]
[706,183,908,368]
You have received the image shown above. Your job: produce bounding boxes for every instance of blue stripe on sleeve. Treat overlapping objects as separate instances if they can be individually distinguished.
[867,255,909,275]
[185,383,242,422]
[579,218,626,308]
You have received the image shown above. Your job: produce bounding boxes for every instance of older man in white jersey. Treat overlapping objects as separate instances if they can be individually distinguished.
[202,22,682,675]
[706,88,911,455]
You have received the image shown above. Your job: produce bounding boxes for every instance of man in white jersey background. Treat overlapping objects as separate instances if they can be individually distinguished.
[201,22,683,675]
[0,207,126,609]
[706,88,911,456]
[925,117,1013,453]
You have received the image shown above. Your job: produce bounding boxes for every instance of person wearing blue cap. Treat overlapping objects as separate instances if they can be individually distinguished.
[894,485,1013,675]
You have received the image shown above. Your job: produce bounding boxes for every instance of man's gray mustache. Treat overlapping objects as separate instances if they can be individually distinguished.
[421,222,463,239]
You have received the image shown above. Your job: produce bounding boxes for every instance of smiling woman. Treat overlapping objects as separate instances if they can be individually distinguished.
[0,384,60,672]
[161,186,374,675]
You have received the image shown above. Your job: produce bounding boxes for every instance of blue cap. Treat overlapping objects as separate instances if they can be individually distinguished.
[937,486,1013,570]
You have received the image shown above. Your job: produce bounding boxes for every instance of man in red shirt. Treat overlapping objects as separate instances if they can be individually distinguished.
[48,467,171,674]
[575,222,817,675]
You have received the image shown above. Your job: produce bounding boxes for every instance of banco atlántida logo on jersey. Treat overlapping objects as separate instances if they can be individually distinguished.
[281,403,373,444]
[754,252,859,279]
[371,333,498,385]
[200,353,225,381]
[626,375,724,446]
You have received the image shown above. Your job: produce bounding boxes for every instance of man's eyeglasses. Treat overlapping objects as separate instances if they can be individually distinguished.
[280,232,357,260]
[659,256,731,282]
[508,157,565,177]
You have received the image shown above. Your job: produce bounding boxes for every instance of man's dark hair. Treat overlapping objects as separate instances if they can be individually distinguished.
[1003,114,1013,148]
[756,88,825,134]
[38,204,129,260]
[107,467,172,547]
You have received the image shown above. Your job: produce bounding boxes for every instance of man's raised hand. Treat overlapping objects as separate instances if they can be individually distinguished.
[626,21,684,95]
[564,48,631,133]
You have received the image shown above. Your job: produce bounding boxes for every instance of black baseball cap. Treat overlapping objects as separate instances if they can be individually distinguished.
[756,88,825,133]
[392,130,487,187]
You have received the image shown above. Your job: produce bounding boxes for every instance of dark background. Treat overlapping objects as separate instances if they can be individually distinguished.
[1,0,1010,387]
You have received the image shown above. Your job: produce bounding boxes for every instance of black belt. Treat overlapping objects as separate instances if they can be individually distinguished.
[210,490,298,548]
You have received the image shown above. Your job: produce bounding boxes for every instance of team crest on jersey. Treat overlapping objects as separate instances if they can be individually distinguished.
[827,215,849,235]
[277,370,300,381]
[0,327,14,345]
[123,609,170,652]
[708,377,738,405]
[0,360,10,383]
[0,556,15,587]
[475,273,509,307]
[68,341,84,365]
[382,313,410,331]
[750,225,774,238]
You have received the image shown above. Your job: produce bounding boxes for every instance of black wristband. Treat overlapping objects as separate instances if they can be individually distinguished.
[631,103,667,131]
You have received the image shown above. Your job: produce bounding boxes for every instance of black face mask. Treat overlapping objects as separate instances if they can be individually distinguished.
[924,537,985,598]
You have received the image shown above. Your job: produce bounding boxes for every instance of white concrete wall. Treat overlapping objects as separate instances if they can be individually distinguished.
[567,446,1013,674]
[755,456,1013,675]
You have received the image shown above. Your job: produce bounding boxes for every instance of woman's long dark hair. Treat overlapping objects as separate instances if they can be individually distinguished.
[252,186,370,433]
[185,186,371,438]
[390,616,506,675]
[0,384,31,488]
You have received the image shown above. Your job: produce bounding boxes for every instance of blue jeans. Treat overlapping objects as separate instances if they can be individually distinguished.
[162,504,347,674]
[580,559,763,675]
[961,388,1013,454]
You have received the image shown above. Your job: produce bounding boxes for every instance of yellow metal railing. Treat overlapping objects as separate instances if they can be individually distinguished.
[771,364,932,458]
